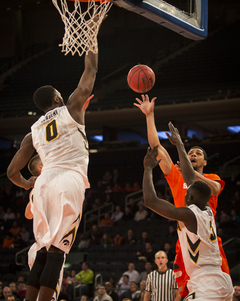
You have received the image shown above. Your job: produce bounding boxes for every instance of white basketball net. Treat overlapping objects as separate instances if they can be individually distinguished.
[52,0,112,56]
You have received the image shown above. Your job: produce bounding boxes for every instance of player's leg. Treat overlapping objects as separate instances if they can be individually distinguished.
[217,236,230,275]
[38,245,65,301]
[26,247,47,301]
[173,239,189,298]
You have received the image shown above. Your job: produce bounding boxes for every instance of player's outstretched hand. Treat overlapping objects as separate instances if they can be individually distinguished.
[144,145,161,170]
[166,122,183,146]
[134,94,156,116]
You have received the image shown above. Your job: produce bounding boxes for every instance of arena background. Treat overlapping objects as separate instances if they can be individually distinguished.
[0,0,240,293]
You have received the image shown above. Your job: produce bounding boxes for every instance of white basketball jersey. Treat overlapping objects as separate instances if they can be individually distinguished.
[178,204,222,277]
[31,106,89,188]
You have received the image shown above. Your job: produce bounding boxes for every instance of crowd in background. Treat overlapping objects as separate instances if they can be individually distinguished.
[0,165,240,301]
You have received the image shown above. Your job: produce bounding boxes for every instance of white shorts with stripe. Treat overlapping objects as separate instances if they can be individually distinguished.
[184,267,233,301]
[32,168,85,253]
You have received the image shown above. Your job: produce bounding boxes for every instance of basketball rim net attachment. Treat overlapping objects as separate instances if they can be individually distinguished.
[52,0,112,56]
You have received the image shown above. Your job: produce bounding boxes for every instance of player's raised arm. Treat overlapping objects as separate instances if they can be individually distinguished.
[142,146,196,233]
[134,94,173,175]
[7,133,36,190]
[67,14,107,125]
[166,122,196,187]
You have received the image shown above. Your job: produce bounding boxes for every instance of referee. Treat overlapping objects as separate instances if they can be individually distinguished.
[144,251,181,301]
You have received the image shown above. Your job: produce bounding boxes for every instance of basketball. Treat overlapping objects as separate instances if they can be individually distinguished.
[127,64,155,93]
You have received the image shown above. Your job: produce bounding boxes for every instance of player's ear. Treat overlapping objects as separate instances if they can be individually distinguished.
[37,165,43,174]
[203,160,207,167]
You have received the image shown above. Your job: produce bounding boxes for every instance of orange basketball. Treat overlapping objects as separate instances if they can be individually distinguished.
[127,64,155,93]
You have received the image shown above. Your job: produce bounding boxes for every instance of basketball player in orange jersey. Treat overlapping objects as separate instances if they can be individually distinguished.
[134,94,230,298]
[6,13,103,301]
[142,125,233,300]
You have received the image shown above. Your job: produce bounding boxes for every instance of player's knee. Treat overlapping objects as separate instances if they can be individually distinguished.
[27,250,47,289]
[39,251,64,290]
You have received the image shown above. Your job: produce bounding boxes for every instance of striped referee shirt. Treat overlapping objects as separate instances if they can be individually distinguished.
[145,269,178,301]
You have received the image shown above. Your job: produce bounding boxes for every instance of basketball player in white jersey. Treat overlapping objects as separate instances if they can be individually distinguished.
[26,154,64,301]
[7,15,103,301]
[142,122,233,301]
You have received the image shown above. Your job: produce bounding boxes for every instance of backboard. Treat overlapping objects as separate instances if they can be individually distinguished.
[112,0,208,40]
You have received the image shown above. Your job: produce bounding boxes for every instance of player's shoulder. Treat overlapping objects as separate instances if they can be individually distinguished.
[203,173,221,181]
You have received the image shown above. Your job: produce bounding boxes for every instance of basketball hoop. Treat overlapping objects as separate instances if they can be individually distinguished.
[52,0,112,56]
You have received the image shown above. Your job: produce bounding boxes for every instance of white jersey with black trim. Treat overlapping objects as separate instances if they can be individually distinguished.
[31,106,89,188]
[178,204,221,276]
[178,204,233,300]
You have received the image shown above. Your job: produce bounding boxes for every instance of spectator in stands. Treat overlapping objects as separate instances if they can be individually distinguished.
[93,285,113,301]
[162,242,175,263]
[132,182,141,191]
[125,229,137,245]
[99,213,114,228]
[122,207,134,222]
[119,282,141,301]
[136,243,155,263]
[19,226,29,244]
[103,193,112,206]
[113,233,125,246]
[139,281,146,301]
[108,276,118,291]
[8,283,20,301]
[2,232,15,249]
[100,233,112,248]
[112,183,123,192]
[66,269,78,285]
[16,281,26,300]
[127,198,138,216]
[102,171,112,185]
[134,203,148,222]
[112,168,121,186]
[6,296,17,301]
[118,263,140,284]
[111,205,124,223]
[81,295,88,301]
[76,262,94,297]
[88,233,100,248]
[124,183,132,192]
[233,285,240,301]
[137,231,151,246]
[12,234,28,250]
[88,224,102,241]
[137,262,152,283]
[105,185,112,194]
[3,208,15,222]
[105,282,119,301]
[94,198,102,209]
[78,234,89,251]
[118,275,130,296]
[9,221,21,238]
